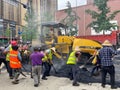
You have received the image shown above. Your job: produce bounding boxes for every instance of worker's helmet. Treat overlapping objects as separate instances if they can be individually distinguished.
[74,46,81,52]
[50,47,56,52]
[11,41,17,46]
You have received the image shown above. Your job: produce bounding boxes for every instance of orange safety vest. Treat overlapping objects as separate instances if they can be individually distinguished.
[9,50,22,69]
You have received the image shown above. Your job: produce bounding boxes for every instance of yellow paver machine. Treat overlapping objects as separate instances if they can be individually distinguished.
[40,22,102,63]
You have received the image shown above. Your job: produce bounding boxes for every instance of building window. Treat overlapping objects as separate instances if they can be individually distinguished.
[0,19,4,36]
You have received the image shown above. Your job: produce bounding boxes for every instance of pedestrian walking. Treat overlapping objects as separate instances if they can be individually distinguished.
[66,46,81,86]
[30,47,44,87]
[99,40,120,89]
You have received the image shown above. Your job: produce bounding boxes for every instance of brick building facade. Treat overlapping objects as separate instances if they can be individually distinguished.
[56,0,120,36]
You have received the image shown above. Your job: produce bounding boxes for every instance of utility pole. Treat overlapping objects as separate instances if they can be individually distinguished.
[76,0,78,35]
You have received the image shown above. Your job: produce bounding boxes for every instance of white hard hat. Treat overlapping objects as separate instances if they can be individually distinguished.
[74,46,81,51]
[50,47,56,52]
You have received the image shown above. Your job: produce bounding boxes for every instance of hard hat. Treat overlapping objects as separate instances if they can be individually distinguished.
[50,47,56,52]
[11,41,17,46]
[74,46,81,52]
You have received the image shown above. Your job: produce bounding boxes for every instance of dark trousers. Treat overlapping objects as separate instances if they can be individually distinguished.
[0,58,9,73]
[42,62,51,78]
[67,64,79,84]
[6,61,13,77]
[101,65,115,87]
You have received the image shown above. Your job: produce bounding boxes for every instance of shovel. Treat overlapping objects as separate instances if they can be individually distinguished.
[79,55,94,71]
[52,64,58,74]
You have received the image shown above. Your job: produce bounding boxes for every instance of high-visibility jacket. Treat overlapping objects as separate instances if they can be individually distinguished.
[9,50,22,69]
[6,45,12,61]
[67,51,77,65]
[42,50,53,63]
[92,50,100,65]
[42,55,48,62]
[48,50,53,60]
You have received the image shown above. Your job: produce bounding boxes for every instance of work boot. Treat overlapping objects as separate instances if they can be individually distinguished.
[34,84,39,87]
[10,76,14,79]
[101,84,105,88]
[111,85,117,89]
[72,83,79,86]
[42,77,48,80]
[69,76,73,80]
[46,74,50,76]
[12,80,19,84]
[16,79,19,82]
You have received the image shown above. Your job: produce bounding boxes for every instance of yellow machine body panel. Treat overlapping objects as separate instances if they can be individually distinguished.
[54,36,74,54]
[45,36,102,55]
[72,38,102,55]
[57,36,74,45]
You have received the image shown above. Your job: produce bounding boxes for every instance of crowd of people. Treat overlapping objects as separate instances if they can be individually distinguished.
[0,39,120,89]
[0,38,57,87]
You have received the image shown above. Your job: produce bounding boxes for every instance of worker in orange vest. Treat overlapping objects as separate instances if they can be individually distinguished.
[4,39,18,79]
[9,45,22,84]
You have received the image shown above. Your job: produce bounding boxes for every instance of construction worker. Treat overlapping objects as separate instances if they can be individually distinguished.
[90,48,101,77]
[42,47,55,80]
[30,47,44,87]
[4,40,18,79]
[98,40,120,89]
[66,46,81,86]
[9,45,22,84]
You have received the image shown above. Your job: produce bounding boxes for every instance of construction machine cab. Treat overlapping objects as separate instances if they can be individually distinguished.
[40,22,67,44]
